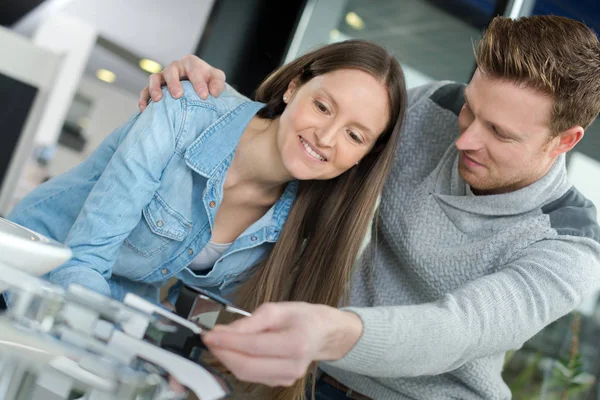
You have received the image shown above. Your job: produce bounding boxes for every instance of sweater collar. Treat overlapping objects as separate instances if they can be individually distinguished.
[429,145,571,217]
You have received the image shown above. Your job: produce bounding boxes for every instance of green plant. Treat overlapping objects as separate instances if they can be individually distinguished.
[504,312,595,400]
[547,313,595,399]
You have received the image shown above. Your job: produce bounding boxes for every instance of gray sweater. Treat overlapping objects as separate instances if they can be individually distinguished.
[321,82,600,399]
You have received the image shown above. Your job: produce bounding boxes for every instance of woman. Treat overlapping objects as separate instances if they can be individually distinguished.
[8,41,405,397]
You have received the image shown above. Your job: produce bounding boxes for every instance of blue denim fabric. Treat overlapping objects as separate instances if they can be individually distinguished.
[8,82,297,303]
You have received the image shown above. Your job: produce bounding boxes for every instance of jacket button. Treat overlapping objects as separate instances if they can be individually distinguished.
[209,201,216,208]
[251,236,258,241]
[188,248,194,255]
[161,268,168,275]
[156,220,164,227]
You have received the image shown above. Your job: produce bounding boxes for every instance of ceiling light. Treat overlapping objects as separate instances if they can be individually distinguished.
[345,12,365,30]
[139,58,162,74]
[330,29,341,40]
[96,69,116,83]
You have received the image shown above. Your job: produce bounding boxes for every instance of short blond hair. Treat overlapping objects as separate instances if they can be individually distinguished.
[476,15,600,134]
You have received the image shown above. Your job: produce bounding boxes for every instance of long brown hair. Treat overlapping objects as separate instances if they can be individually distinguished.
[227,40,406,399]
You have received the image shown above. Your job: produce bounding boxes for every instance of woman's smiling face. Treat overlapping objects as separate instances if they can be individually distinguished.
[275,68,390,180]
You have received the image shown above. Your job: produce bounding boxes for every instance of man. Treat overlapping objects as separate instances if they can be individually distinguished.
[140,16,600,399]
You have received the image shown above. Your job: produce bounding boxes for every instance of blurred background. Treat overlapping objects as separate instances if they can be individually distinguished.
[1,1,599,397]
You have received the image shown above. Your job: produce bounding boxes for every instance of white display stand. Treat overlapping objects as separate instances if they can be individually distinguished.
[0,217,71,292]
[0,27,61,216]
[0,16,97,217]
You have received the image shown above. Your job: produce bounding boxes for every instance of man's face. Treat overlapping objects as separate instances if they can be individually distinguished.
[456,69,561,195]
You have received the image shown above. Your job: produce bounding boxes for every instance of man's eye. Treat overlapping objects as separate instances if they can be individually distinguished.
[491,125,509,141]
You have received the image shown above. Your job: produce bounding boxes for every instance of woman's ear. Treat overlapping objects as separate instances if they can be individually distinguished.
[284,78,300,104]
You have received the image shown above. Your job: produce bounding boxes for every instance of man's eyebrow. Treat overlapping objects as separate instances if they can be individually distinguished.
[463,90,521,139]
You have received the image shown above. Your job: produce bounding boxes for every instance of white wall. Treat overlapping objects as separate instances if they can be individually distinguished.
[59,0,215,66]
[568,152,600,316]
[32,14,97,147]
[568,152,600,219]
[48,77,140,177]
[14,0,216,95]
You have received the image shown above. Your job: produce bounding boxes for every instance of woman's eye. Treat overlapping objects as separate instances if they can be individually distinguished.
[349,131,363,144]
[315,101,329,113]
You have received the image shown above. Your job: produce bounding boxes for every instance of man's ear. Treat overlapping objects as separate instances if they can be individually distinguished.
[550,125,584,157]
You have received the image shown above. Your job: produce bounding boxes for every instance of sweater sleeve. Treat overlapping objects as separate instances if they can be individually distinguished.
[406,81,456,109]
[325,235,600,377]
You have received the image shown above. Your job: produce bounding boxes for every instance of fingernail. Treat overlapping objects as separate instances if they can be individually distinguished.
[203,333,218,346]
[172,89,182,97]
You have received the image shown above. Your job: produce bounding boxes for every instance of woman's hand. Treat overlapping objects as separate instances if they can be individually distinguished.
[139,55,226,111]
[202,302,363,387]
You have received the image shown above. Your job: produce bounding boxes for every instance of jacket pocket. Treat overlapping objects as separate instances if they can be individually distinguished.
[124,192,191,257]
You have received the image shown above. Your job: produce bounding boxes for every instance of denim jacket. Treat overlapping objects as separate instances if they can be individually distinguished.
[8,82,297,303]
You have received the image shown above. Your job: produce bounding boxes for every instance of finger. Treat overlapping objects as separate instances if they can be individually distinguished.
[208,80,223,98]
[212,67,226,82]
[138,86,150,112]
[161,299,175,312]
[168,375,187,394]
[208,68,226,97]
[204,329,309,359]
[183,56,210,99]
[223,303,284,334]
[148,73,166,102]
[209,347,308,387]
[162,62,186,98]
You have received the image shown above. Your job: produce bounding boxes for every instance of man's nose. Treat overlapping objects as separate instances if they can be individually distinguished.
[456,121,484,150]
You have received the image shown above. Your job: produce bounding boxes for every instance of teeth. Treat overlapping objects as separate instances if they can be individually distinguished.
[300,137,325,161]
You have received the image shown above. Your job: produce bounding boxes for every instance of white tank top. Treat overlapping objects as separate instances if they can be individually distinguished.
[189,241,232,272]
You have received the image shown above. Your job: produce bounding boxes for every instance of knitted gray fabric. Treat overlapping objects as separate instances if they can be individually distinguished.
[321,82,600,399]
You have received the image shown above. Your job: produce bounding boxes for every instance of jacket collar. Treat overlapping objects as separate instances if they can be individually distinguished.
[184,101,265,178]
